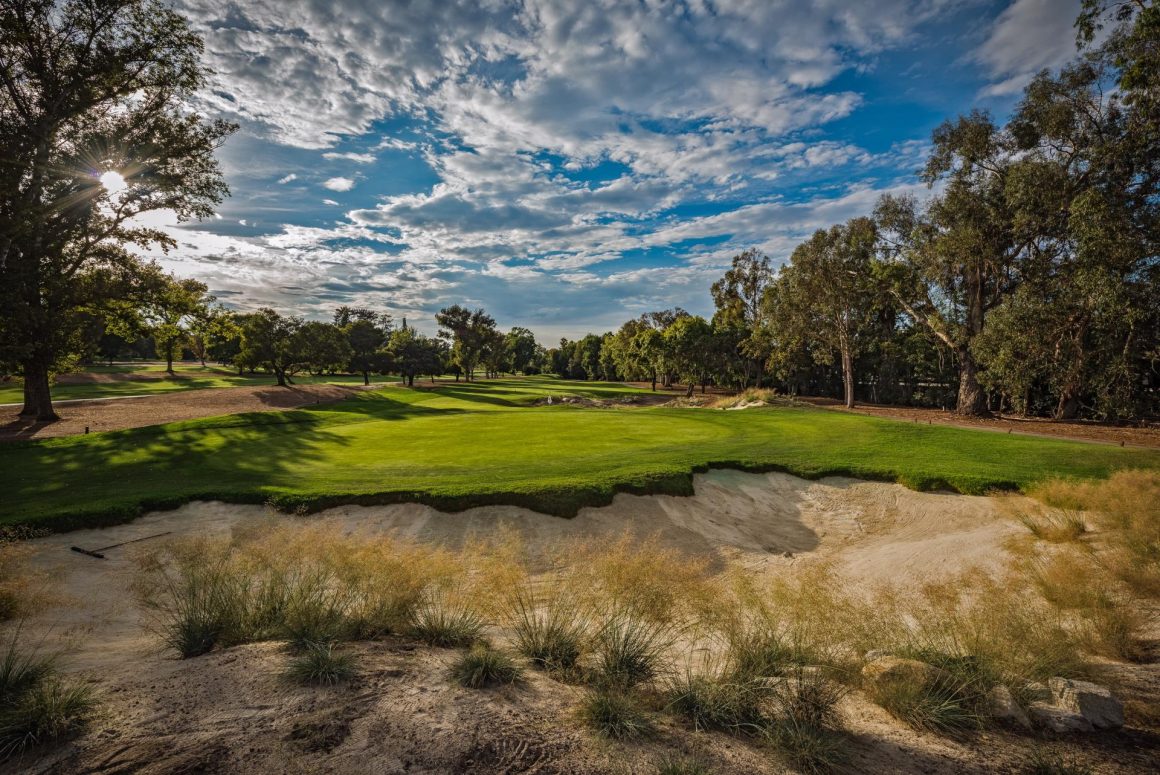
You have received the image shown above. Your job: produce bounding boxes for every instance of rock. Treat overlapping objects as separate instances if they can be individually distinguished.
[1023,681,1052,702]
[862,656,948,689]
[1028,702,1093,733]
[986,685,1031,729]
[1048,677,1124,730]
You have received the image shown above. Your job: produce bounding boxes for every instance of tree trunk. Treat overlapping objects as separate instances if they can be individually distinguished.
[841,348,855,409]
[1054,393,1081,421]
[19,356,58,421]
[955,351,990,417]
[166,344,174,373]
[686,383,694,398]
[362,371,369,386]
[650,372,657,391]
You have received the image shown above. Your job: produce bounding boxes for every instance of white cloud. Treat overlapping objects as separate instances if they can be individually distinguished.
[323,176,356,192]
[276,173,297,184]
[973,0,1082,97]
[322,152,377,164]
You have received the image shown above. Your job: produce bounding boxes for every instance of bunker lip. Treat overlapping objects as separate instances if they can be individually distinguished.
[3,459,1016,537]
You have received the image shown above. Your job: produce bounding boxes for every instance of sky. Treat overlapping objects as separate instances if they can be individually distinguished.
[144,0,1089,341]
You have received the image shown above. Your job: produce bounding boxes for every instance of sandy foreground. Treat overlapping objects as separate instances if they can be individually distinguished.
[8,471,1157,774]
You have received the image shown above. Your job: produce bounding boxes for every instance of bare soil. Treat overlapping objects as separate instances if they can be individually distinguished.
[799,396,1160,449]
[0,384,365,442]
[8,471,1157,774]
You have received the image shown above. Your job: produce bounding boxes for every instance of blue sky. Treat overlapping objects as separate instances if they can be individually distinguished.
[149,0,1088,341]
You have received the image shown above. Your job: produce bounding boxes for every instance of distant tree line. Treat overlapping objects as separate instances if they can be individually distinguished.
[548,2,1160,421]
[1,0,1155,423]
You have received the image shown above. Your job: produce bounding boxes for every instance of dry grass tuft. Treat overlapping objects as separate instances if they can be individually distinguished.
[1019,511,1089,543]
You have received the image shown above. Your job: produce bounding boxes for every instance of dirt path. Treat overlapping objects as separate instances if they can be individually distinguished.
[0,383,368,442]
[798,396,1160,448]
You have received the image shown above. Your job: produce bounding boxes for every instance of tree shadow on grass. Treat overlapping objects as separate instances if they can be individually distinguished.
[294,391,469,421]
[2,409,355,531]
[415,383,522,408]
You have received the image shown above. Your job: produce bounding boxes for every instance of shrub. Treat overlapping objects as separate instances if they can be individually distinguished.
[593,612,671,689]
[451,643,523,689]
[279,569,351,652]
[1019,511,1088,543]
[579,690,653,740]
[665,662,767,733]
[409,594,484,648]
[509,587,586,672]
[726,625,814,681]
[0,634,92,760]
[765,717,847,774]
[769,669,847,731]
[135,540,250,658]
[285,642,357,686]
[867,667,983,734]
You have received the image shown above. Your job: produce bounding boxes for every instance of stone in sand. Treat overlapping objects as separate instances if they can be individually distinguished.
[987,684,1030,729]
[1028,702,1094,733]
[1048,677,1123,730]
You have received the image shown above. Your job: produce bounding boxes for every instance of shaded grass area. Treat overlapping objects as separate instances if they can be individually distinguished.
[3,377,1157,530]
[0,364,394,404]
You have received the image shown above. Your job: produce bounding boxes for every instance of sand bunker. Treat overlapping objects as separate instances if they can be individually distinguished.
[12,471,1041,774]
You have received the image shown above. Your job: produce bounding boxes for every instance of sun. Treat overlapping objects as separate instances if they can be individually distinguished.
[99,170,127,196]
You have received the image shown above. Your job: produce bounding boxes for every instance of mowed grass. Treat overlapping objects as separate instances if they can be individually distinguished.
[2,377,1156,529]
[0,363,393,404]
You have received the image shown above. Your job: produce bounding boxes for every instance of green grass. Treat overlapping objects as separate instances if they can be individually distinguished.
[3,377,1157,530]
[0,362,394,404]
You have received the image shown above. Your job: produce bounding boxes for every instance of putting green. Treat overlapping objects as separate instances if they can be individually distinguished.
[4,377,1156,530]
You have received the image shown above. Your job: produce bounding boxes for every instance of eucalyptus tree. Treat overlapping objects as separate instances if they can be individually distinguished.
[874,112,1022,416]
[711,249,775,388]
[0,0,234,419]
[771,218,879,408]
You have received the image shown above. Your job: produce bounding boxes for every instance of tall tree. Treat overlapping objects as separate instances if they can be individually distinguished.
[335,308,391,385]
[505,327,538,374]
[770,218,879,408]
[236,308,301,387]
[0,0,234,419]
[875,111,1021,416]
[711,249,774,388]
[293,321,351,377]
[435,305,496,381]
[145,276,211,372]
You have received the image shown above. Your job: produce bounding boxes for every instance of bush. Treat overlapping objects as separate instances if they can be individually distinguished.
[135,541,250,658]
[451,643,523,689]
[409,594,484,648]
[1019,511,1088,543]
[593,612,672,689]
[285,642,357,686]
[509,588,586,672]
[0,634,92,760]
[867,667,983,734]
[665,663,767,733]
[765,718,847,774]
[769,669,846,730]
[726,626,814,681]
[579,690,654,740]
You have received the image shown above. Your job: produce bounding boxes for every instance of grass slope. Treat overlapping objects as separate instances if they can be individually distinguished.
[3,378,1156,530]
[0,363,393,404]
